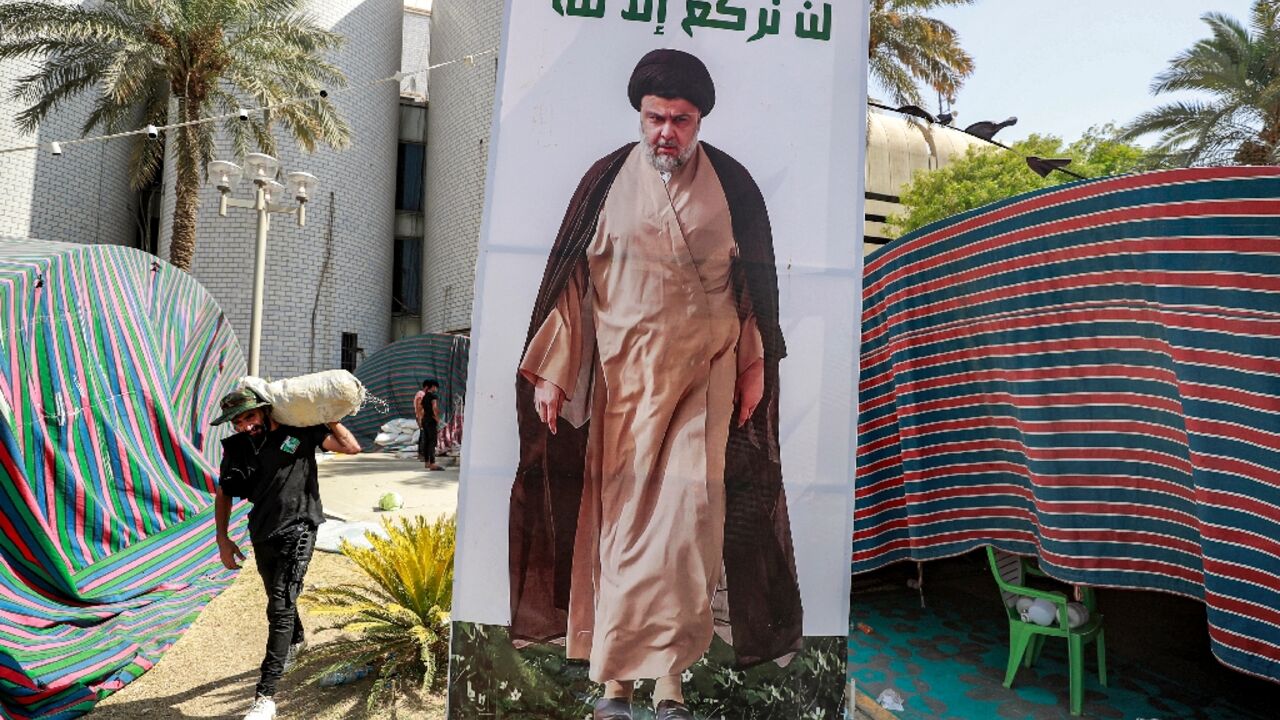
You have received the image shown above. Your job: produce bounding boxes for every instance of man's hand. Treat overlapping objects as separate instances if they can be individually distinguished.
[735,360,764,427]
[533,377,566,435]
[218,536,245,570]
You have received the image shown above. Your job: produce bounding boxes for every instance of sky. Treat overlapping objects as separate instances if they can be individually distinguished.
[870,0,1259,144]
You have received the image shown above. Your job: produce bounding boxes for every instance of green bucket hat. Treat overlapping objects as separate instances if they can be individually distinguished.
[211,387,271,426]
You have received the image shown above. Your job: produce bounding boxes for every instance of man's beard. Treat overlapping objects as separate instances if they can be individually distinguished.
[642,129,698,173]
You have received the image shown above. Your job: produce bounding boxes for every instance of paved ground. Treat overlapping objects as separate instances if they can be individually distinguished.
[317,451,460,524]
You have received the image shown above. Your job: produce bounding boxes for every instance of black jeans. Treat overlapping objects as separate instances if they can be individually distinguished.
[419,422,438,463]
[253,522,316,697]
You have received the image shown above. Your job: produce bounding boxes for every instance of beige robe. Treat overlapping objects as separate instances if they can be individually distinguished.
[520,143,764,682]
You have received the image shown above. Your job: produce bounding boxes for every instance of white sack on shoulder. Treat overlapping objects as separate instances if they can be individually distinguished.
[241,369,366,427]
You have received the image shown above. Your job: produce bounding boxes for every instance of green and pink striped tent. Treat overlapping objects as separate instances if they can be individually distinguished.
[0,239,246,718]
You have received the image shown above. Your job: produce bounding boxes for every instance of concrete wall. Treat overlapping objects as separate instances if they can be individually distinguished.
[159,0,403,379]
[421,0,501,334]
[0,3,135,246]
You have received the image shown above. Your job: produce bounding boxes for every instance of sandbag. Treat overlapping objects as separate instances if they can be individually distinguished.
[241,369,366,427]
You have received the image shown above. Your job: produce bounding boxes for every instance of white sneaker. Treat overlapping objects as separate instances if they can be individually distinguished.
[244,694,276,720]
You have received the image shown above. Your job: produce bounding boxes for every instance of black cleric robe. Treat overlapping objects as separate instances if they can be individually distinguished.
[508,142,803,668]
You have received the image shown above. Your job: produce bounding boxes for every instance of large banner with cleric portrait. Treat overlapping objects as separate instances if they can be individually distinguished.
[447,2,867,717]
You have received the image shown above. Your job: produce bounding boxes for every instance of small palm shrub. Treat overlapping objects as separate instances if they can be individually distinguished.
[299,514,455,712]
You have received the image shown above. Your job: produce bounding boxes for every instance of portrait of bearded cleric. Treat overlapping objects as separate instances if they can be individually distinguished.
[505,49,803,720]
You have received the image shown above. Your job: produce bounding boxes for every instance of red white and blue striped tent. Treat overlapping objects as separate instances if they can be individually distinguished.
[854,167,1280,684]
[0,239,245,718]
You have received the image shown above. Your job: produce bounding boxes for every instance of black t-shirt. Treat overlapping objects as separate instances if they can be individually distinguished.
[423,391,439,428]
[219,424,330,543]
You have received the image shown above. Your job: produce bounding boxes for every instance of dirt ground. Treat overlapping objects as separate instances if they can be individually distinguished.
[90,549,447,720]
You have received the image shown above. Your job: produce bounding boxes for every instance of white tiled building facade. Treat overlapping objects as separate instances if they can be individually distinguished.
[0,3,135,246]
[420,0,501,334]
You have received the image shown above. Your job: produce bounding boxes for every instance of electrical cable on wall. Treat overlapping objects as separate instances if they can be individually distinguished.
[308,192,338,373]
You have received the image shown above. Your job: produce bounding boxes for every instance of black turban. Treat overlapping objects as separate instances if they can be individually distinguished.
[627,49,716,116]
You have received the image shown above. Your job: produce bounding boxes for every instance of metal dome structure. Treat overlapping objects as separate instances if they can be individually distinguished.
[863,108,990,253]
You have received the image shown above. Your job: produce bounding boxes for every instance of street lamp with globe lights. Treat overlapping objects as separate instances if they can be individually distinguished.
[208,154,318,376]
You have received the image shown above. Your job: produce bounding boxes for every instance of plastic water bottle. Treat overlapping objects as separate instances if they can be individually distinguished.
[318,663,371,687]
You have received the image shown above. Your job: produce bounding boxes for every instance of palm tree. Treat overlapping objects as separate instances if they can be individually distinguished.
[869,0,976,107]
[1122,1,1280,166]
[0,0,351,271]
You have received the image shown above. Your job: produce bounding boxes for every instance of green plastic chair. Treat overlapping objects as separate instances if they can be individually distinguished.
[986,547,1107,716]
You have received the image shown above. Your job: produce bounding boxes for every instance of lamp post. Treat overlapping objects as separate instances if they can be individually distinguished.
[208,154,318,377]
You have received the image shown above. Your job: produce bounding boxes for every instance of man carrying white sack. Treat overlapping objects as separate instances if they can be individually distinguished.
[211,387,361,720]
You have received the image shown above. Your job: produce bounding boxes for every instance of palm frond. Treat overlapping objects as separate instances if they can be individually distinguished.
[890,0,976,9]
[870,54,923,106]
[10,63,104,134]
[9,43,109,100]
[0,2,137,53]
[228,11,344,57]
[276,99,351,153]
[869,0,974,103]
[99,50,154,106]
[123,78,169,191]
[1128,1,1280,167]
[128,134,167,192]
[1123,100,1217,138]
[86,60,166,134]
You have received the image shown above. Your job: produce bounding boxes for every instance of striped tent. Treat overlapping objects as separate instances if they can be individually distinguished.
[854,167,1280,683]
[0,239,246,718]
[345,333,469,451]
